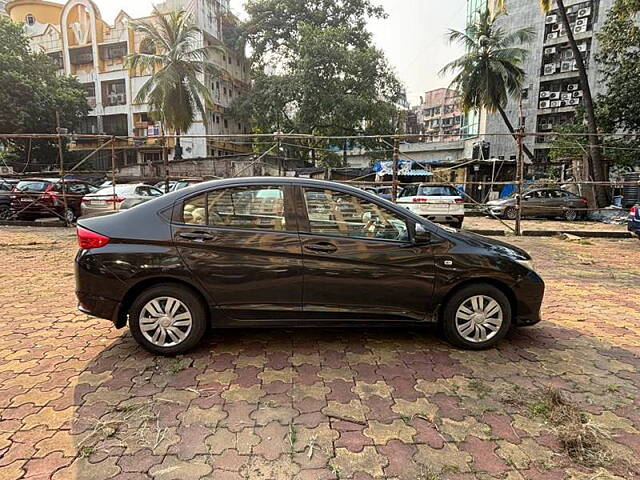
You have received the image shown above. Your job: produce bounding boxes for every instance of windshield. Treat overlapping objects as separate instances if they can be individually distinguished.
[418,185,459,196]
[16,181,50,193]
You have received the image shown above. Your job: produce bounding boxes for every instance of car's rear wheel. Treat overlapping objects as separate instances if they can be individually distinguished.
[564,208,578,221]
[442,284,512,350]
[0,205,10,220]
[63,207,76,224]
[129,284,207,355]
[503,207,517,220]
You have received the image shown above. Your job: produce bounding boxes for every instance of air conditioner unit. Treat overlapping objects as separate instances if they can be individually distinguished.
[546,14,558,24]
[578,43,588,52]
[544,64,557,75]
[577,7,591,17]
[560,61,573,72]
[561,92,571,100]
[540,123,553,131]
[539,100,551,109]
[552,23,561,32]
[567,84,579,91]
[566,6,576,14]
[573,90,584,98]
[547,32,559,40]
[563,49,575,60]
[544,46,557,55]
[539,91,551,99]
[572,60,579,70]
[574,25,588,34]
[569,98,581,105]
[550,100,561,108]
[576,18,588,27]
[550,92,561,100]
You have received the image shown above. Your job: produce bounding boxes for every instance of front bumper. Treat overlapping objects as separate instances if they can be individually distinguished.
[512,270,545,327]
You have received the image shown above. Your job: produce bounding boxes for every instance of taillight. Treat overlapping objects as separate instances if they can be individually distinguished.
[77,226,110,249]
[631,206,638,216]
[413,197,429,203]
[581,197,588,202]
[454,198,465,204]
[105,196,125,204]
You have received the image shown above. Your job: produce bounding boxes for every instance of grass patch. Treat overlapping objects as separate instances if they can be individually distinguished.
[528,388,610,468]
[469,379,493,399]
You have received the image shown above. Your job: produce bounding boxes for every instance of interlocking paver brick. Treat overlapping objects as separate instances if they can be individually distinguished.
[1,228,640,479]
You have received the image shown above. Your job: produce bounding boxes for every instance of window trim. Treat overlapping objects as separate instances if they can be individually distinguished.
[176,184,297,233]
[297,185,414,244]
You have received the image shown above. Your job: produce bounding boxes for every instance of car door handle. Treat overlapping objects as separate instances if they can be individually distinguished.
[178,232,215,242]
[304,242,338,254]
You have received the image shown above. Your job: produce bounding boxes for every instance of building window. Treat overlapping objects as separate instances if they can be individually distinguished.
[25,14,36,26]
[224,119,228,129]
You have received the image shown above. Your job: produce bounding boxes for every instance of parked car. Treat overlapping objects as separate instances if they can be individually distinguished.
[628,205,640,238]
[0,178,19,220]
[486,188,588,221]
[10,179,98,222]
[76,177,544,355]
[364,185,402,201]
[171,179,201,192]
[81,184,163,217]
[397,183,465,229]
[154,181,177,194]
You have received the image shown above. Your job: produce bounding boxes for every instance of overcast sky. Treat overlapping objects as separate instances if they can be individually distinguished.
[91,0,467,106]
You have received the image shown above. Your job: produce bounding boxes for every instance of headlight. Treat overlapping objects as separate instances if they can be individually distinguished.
[516,259,535,272]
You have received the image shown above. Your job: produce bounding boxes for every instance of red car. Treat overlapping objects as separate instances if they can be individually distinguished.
[10,178,98,222]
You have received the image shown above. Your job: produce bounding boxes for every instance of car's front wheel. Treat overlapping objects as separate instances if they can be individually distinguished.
[442,284,512,350]
[503,207,517,220]
[129,284,208,355]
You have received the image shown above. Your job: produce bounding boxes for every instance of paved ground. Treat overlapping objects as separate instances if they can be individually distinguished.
[0,226,639,480]
[463,216,629,233]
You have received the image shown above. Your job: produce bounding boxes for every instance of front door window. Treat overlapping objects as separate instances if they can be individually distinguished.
[303,188,409,242]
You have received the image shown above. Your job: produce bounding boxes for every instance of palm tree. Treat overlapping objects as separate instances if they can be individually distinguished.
[493,0,608,206]
[441,9,535,159]
[126,9,219,159]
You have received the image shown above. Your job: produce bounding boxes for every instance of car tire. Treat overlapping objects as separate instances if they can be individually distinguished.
[452,220,463,229]
[0,205,10,220]
[442,284,512,350]
[564,208,578,221]
[503,207,517,220]
[63,207,76,224]
[129,284,208,355]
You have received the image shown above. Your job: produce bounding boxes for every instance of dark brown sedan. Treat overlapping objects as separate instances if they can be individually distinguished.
[75,178,545,355]
[486,188,589,221]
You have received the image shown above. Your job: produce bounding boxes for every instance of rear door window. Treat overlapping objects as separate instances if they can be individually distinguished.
[418,185,459,196]
[182,186,288,231]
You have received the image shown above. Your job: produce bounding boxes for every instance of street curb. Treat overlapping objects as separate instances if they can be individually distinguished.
[0,221,67,228]
[465,229,633,238]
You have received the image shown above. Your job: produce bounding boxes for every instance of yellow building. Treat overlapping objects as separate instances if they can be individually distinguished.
[6,0,251,167]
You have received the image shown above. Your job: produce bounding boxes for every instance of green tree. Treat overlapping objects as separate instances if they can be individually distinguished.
[441,9,535,159]
[232,0,402,166]
[0,18,88,168]
[126,9,219,159]
[493,0,609,206]
[596,0,640,136]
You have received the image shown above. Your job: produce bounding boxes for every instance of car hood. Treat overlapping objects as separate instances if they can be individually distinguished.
[444,228,532,261]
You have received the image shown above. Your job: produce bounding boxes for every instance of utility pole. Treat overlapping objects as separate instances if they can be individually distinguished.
[111,137,117,211]
[391,136,400,203]
[162,135,170,192]
[56,112,69,226]
[515,95,525,236]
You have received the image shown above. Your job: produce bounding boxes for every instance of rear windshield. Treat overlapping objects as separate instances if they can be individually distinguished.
[418,185,459,196]
[94,185,136,196]
[16,181,50,192]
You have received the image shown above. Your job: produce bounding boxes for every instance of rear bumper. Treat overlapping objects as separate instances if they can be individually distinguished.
[77,291,123,326]
[628,219,640,234]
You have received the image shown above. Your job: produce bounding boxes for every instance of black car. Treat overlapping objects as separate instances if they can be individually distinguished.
[0,178,19,220]
[629,205,640,238]
[75,178,545,355]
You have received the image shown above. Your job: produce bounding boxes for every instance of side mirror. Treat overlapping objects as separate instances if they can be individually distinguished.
[414,224,431,244]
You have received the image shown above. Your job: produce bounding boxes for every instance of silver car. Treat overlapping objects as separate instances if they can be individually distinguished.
[81,184,163,217]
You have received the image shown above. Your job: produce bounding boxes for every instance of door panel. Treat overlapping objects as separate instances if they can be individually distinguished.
[299,187,435,321]
[173,185,303,321]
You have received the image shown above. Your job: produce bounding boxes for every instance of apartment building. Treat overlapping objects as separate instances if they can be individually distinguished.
[466,0,614,169]
[414,88,464,142]
[6,0,251,166]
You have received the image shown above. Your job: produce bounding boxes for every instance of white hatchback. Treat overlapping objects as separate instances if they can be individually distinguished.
[397,184,465,228]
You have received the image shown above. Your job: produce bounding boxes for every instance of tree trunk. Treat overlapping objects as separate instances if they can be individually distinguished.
[556,0,609,207]
[174,128,183,160]
[495,103,535,160]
